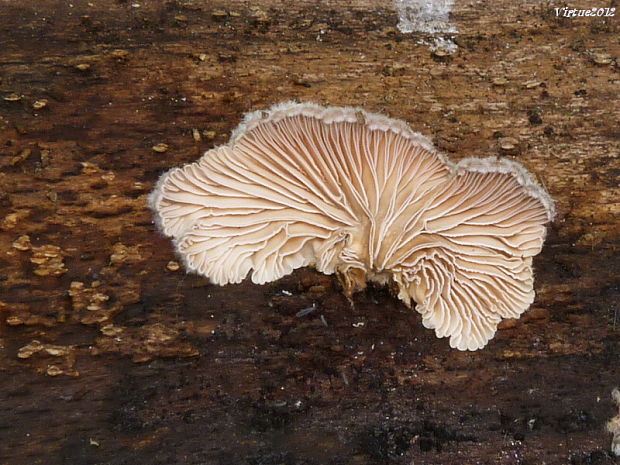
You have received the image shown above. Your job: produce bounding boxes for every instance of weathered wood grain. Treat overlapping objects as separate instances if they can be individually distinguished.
[0,1,618,464]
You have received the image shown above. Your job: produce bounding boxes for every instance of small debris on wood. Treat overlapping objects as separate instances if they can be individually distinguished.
[431,48,453,59]
[294,18,313,29]
[217,52,237,63]
[46,191,58,202]
[249,9,271,27]
[46,365,63,376]
[523,80,542,89]
[8,149,29,167]
[100,324,124,337]
[81,161,100,174]
[10,148,32,166]
[295,303,317,317]
[3,93,21,102]
[528,109,543,125]
[211,9,228,21]
[291,76,312,87]
[32,99,48,110]
[100,171,116,182]
[12,234,32,251]
[110,49,129,59]
[152,143,169,153]
[498,137,520,155]
[382,63,407,77]
[592,53,613,66]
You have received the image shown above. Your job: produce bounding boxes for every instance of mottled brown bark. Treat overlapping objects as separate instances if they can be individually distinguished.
[0,1,618,464]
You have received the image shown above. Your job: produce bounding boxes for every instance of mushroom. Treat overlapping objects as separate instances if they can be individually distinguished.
[150,102,554,351]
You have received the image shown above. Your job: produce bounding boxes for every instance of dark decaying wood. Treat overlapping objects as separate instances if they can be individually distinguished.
[0,1,618,464]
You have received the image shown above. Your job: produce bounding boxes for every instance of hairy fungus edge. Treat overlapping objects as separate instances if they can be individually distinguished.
[453,156,556,222]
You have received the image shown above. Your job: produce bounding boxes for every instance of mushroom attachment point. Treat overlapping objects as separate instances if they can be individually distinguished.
[150,102,554,351]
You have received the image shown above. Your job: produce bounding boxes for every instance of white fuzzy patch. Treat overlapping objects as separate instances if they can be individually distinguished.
[394,0,458,53]
[394,0,456,34]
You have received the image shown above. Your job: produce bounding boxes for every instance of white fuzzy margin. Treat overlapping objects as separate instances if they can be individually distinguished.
[229,100,439,157]
[148,165,174,235]
[453,157,555,221]
[227,101,555,222]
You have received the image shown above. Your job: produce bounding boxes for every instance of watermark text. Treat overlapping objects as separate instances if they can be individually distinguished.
[555,7,615,17]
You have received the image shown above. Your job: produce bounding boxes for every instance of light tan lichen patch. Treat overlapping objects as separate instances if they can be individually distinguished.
[109,243,144,266]
[30,245,68,277]
[92,322,199,363]
[3,301,57,327]
[1,209,31,231]
[166,260,180,271]
[17,340,79,377]
[12,234,32,251]
[87,196,135,218]
[69,281,111,324]
[100,324,124,337]
[152,143,169,153]
[68,279,141,325]
[10,149,32,166]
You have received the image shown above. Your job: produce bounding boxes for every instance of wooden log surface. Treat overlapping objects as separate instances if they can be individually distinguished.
[0,1,618,463]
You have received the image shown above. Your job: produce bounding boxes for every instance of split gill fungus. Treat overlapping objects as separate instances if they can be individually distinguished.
[149,102,555,351]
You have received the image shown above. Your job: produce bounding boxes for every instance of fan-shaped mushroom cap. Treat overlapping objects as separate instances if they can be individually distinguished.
[150,102,554,351]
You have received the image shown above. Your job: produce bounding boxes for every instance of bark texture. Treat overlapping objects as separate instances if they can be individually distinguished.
[0,1,618,464]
